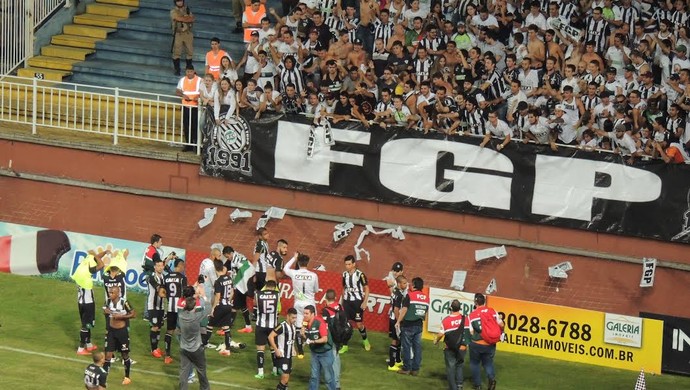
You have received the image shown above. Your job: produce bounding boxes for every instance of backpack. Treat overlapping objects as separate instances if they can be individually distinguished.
[325,306,353,345]
[479,309,502,345]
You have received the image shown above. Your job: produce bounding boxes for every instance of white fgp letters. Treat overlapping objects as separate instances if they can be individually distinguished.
[380,139,513,210]
[274,121,370,185]
[532,156,662,221]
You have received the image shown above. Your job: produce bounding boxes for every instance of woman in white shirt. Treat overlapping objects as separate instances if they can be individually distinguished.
[214,77,238,124]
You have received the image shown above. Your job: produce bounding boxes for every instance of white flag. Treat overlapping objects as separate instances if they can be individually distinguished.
[639,258,657,288]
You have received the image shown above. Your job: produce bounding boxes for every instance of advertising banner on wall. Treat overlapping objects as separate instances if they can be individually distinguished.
[0,222,185,293]
[422,287,476,340]
[641,312,690,375]
[200,112,690,245]
[491,296,663,374]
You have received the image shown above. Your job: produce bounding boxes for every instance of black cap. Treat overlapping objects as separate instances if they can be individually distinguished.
[353,38,363,45]
[250,30,259,36]
[391,262,403,272]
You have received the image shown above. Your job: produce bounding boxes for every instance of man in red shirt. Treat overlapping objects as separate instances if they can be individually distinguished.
[321,290,344,390]
[468,293,503,390]
[434,299,469,390]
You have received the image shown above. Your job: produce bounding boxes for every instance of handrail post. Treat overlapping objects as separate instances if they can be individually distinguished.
[196,102,202,155]
[32,78,37,134]
[113,87,119,145]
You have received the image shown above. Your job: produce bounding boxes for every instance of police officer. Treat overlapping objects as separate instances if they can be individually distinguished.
[170,0,195,75]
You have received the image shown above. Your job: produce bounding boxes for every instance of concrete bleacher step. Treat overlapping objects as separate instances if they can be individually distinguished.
[41,45,94,61]
[27,56,81,72]
[97,0,139,7]
[63,24,114,39]
[51,34,103,50]
[16,67,72,82]
[71,58,180,84]
[73,13,126,29]
[87,3,137,18]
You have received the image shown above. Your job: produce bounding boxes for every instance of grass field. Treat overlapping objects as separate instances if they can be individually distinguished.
[1,273,689,390]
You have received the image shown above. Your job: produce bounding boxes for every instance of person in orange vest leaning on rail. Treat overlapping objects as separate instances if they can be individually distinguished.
[468,293,504,390]
[175,65,202,152]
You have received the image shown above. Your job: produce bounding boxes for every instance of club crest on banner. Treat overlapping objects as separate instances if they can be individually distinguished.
[202,106,252,176]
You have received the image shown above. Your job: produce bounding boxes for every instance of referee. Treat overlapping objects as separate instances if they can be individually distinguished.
[341,255,370,353]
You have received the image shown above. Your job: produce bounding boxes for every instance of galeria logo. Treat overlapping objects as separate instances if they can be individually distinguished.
[672,328,690,352]
[604,313,643,348]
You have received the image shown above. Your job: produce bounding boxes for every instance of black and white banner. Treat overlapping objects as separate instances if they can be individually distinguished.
[200,111,690,244]
[640,312,690,375]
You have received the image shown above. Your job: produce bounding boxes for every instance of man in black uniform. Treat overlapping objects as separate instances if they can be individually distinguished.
[252,228,270,322]
[254,279,280,379]
[84,351,108,390]
[266,239,288,283]
[223,246,253,333]
[387,275,407,371]
[102,251,128,354]
[76,249,107,355]
[269,308,298,390]
[148,258,167,359]
[208,259,235,356]
[341,255,371,353]
[164,258,187,364]
[103,287,136,385]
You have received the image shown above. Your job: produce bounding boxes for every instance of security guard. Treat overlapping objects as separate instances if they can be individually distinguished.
[170,0,195,76]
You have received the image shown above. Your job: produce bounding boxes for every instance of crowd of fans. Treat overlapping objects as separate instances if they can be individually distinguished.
[201,0,690,163]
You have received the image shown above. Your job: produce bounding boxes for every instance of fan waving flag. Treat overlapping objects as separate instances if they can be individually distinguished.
[634,369,646,390]
[0,230,71,275]
[232,259,255,295]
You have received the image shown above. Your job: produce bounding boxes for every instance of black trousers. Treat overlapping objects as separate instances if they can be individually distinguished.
[182,106,199,145]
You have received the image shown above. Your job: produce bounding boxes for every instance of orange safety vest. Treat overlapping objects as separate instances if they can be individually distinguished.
[243,7,265,42]
[181,75,201,107]
[206,49,229,80]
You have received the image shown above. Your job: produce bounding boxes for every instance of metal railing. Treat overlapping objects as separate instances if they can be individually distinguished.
[2,0,69,77]
[0,76,199,152]
[35,0,65,27]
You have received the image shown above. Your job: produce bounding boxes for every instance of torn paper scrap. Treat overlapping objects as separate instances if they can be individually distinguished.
[639,258,657,288]
[548,261,573,279]
[230,209,252,222]
[475,245,507,261]
[198,207,217,229]
[485,278,497,295]
[314,264,326,271]
[333,222,354,242]
[450,270,467,291]
[353,225,405,262]
[256,206,287,230]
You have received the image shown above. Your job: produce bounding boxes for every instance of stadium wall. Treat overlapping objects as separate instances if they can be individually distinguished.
[1,138,689,319]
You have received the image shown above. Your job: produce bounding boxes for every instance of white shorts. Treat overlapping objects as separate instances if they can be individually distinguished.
[294,300,315,329]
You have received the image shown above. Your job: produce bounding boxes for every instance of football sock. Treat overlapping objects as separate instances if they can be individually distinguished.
[242,308,251,326]
[80,328,89,348]
[396,344,402,363]
[388,345,397,367]
[277,383,288,390]
[165,333,172,356]
[257,350,265,369]
[201,331,211,346]
[359,326,368,340]
[224,328,231,349]
[85,328,92,345]
[123,357,131,377]
[150,330,160,351]
[103,358,111,372]
[271,349,277,367]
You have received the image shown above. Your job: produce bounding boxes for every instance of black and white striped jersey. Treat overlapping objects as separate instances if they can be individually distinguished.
[273,320,297,358]
[147,272,165,311]
[214,274,234,307]
[164,272,187,313]
[342,269,368,301]
[255,289,280,328]
[254,239,270,273]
